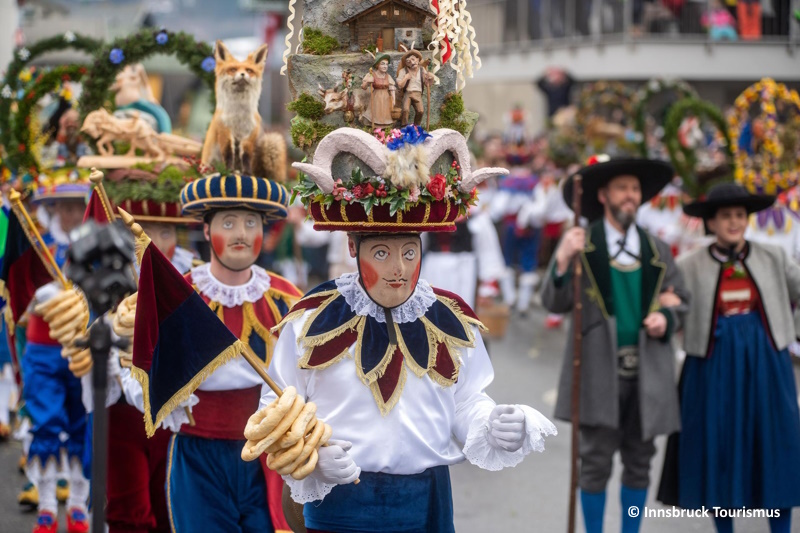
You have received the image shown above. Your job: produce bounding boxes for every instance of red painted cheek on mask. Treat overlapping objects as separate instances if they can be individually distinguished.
[166,244,176,260]
[411,260,421,287]
[211,234,226,257]
[252,234,263,259]
[360,260,380,290]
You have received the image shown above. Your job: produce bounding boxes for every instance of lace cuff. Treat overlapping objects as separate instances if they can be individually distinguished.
[284,475,337,504]
[462,405,557,471]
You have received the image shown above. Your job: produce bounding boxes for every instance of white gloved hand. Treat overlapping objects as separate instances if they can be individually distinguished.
[33,282,61,306]
[486,405,526,452]
[309,439,361,485]
[160,394,200,433]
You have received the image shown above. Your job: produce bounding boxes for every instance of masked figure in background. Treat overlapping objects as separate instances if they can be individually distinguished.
[251,127,557,532]
[20,176,91,533]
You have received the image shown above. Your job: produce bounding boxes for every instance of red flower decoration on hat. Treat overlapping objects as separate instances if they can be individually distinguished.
[586,154,610,166]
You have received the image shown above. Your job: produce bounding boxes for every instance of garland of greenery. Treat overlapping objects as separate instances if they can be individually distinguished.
[0,32,102,160]
[4,65,89,176]
[79,29,216,128]
[663,97,733,198]
[633,78,697,157]
[576,81,634,130]
[728,78,800,195]
[104,164,205,204]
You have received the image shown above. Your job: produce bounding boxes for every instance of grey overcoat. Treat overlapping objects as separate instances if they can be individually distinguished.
[541,221,689,441]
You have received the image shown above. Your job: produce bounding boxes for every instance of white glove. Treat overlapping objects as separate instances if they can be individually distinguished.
[486,405,526,452]
[33,282,62,306]
[160,394,200,433]
[309,439,361,485]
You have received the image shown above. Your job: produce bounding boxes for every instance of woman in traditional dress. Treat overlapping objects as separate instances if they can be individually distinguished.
[360,55,396,128]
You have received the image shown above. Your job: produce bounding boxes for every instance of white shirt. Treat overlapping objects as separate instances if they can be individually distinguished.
[604,217,641,266]
[261,276,557,503]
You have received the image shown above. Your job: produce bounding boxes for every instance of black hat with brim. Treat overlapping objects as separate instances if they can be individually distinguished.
[683,182,775,219]
[562,158,674,222]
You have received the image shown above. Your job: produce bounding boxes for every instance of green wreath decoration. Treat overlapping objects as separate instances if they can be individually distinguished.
[79,28,216,129]
[633,78,697,157]
[4,65,89,176]
[664,98,733,198]
[576,81,635,127]
[0,32,102,160]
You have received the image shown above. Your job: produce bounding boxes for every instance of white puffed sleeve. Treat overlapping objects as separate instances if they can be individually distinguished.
[456,327,557,471]
[259,312,337,504]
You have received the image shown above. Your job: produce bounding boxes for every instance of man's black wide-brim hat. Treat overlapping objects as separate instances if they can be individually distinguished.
[683,182,775,219]
[562,158,674,222]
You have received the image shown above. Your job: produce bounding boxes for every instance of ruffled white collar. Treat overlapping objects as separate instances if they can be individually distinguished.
[49,215,71,246]
[191,263,271,307]
[335,271,437,324]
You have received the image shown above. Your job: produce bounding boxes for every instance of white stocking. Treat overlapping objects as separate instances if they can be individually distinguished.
[67,457,89,512]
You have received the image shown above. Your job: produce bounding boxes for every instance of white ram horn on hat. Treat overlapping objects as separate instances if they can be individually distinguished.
[459,167,509,193]
[292,128,388,193]
[425,129,472,178]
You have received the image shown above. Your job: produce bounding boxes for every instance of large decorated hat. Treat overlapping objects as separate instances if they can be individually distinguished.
[563,155,674,222]
[31,168,91,204]
[292,126,508,233]
[104,167,196,224]
[180,172,290,220]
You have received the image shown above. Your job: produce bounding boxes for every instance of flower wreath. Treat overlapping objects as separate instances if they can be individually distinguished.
[728,78,800,195]
[0,32,102,161]
[663,97,733,198]
[79,29,216,132]
[632,78,697,157]
[291,125,478,217]
[3,64,89,177]
[576,81,635,130]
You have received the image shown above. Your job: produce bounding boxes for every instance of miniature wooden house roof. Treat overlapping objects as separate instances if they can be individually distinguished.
[338,0,435,23]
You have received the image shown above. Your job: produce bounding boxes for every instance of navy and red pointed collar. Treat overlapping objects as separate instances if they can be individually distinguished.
[277,279,486,415]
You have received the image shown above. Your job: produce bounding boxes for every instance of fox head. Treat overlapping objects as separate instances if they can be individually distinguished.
[214,40,268,98]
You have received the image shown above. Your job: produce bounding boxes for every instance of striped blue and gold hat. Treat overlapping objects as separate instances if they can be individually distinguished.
[180,173,290,220]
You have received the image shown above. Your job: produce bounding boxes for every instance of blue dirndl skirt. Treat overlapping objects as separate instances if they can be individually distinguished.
[304,466,454,533]
[678,312,800,510]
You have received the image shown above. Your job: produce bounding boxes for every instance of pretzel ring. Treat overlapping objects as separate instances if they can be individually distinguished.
[290,449,319,480]
[243,398,280,440]
[267,438,304,471]
[276,420,326,475]
[256,396,305,450]
[68,352,93,377]
[284,402,317,447]
[241,438,269,462]
[318,423,333,448]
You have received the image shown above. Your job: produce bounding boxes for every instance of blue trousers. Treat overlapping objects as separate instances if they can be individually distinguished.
[502,223,541,273]
[167,434,274,533]
[21,342,85,464]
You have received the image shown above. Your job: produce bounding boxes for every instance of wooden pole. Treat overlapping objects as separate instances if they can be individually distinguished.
[567,175,583,533]
[7,189,70,288]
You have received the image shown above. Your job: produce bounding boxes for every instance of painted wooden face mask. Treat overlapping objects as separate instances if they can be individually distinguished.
[206,209,264,272]
[355,234,422,310]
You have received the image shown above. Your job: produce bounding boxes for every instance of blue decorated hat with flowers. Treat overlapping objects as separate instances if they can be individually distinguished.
[31,168,91,204]
[180,172,290,220]
[292,125,509,234]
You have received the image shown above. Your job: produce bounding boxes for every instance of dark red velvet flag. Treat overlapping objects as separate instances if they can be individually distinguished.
[82,188,114,224]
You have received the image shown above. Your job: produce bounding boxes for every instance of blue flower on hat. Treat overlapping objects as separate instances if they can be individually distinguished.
[109,48,125,65]
[387,125,432,151]
[201,56,216,72]
[156,31,169,45]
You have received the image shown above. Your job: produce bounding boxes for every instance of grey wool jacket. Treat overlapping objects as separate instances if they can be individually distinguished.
[678,241,800,357]
[541,221,689,441]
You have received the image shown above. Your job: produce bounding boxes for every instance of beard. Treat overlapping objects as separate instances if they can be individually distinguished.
[609,202,637,230]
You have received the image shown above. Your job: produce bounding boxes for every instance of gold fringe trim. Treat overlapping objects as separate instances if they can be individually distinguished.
[369,361,407,417]
[358,336,396,385]
[134,231,152,267]
[131,339,247,438]
[272,289,340,334]
[394,321,430,379]
[299,315,364,371]
[1,281,13,329]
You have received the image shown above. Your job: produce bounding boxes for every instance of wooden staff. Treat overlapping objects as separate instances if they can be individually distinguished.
[567,175,583,533]
[89,168,139,284]
[7,189,70,288]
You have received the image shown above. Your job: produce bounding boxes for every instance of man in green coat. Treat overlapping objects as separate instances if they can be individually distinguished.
[541,157,689,533]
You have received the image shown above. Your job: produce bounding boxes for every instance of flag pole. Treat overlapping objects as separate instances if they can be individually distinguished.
[7,189,70,288]
[567,174,583,533]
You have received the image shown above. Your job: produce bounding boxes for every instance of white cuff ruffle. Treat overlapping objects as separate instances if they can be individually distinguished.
[462,404,557,471]
[284,475,337,504]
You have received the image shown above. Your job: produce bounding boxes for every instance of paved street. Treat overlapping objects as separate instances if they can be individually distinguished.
[1,306,799,532]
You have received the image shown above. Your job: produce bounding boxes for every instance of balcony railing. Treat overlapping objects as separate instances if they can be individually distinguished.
[470,0,800,52]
